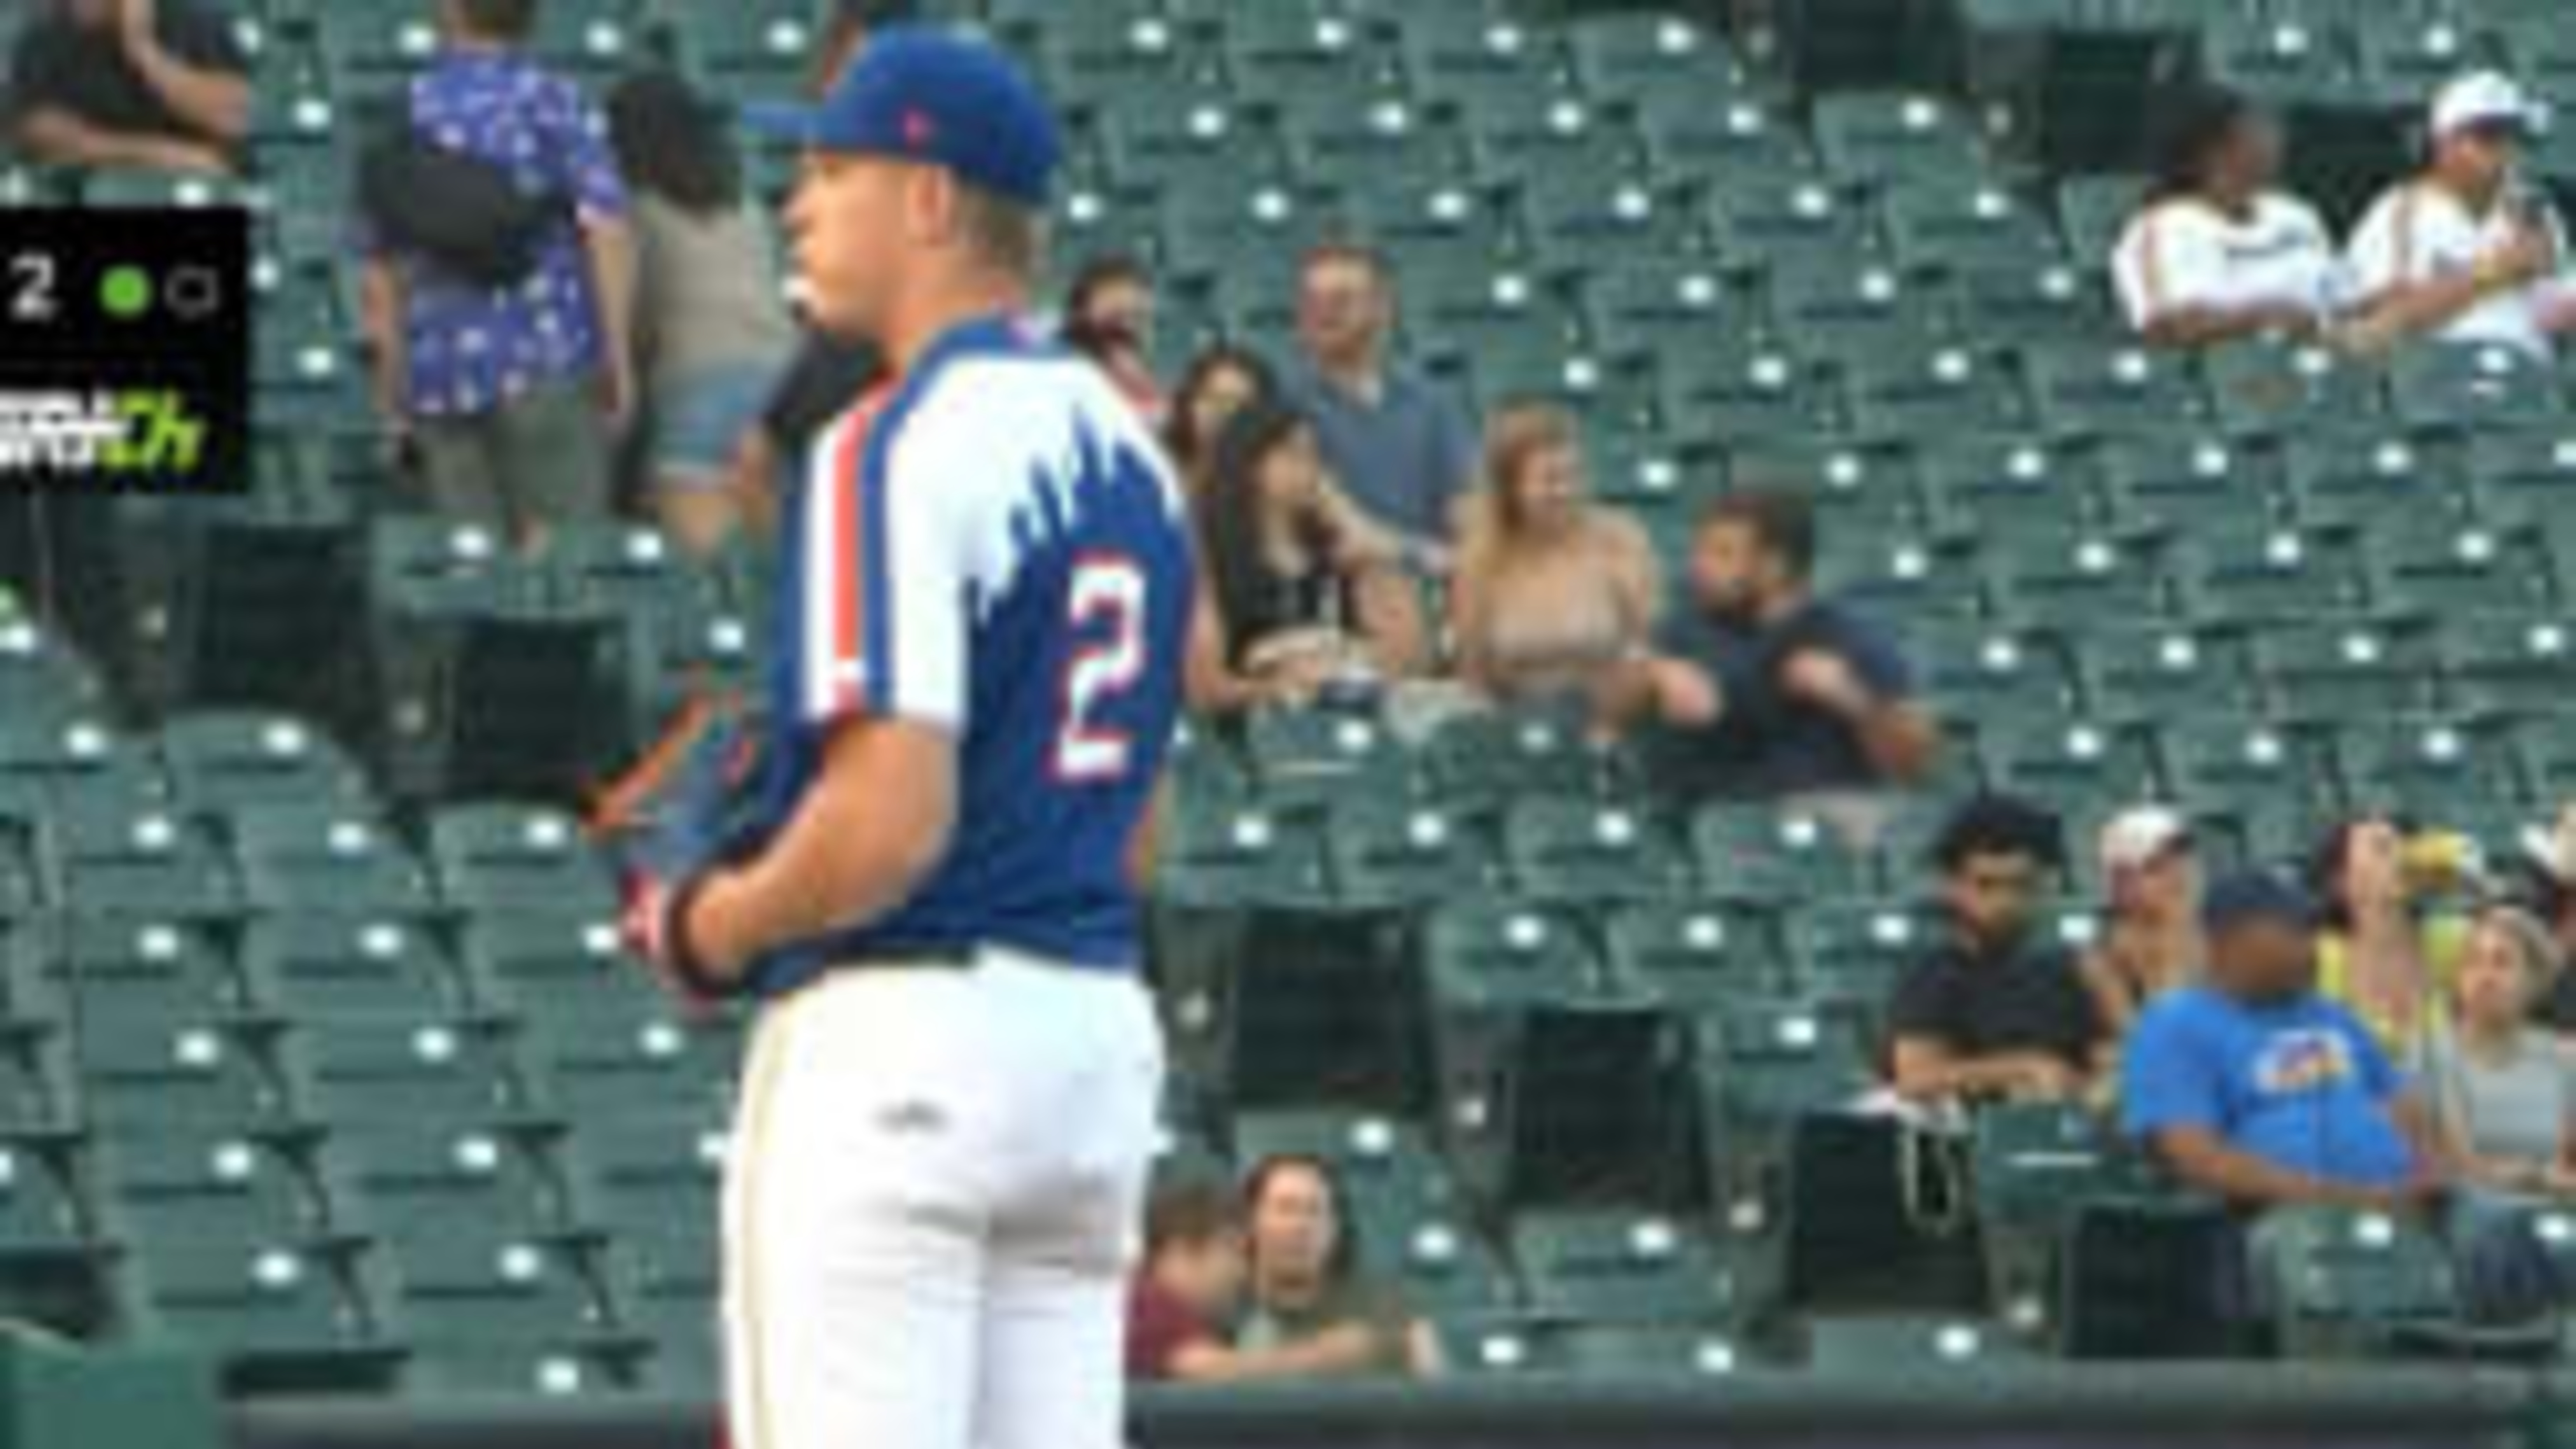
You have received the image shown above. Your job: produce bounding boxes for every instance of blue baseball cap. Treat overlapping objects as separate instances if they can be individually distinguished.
[746,26,1060,208]
[2201,871,2317,934]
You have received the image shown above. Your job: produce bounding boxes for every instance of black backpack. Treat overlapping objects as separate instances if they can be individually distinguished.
[357,113,570,290]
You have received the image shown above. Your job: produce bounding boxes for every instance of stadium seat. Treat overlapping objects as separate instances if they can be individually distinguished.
[1325,795,1496,910]
[1500,798,1689,906]
[423,805,620,918]
[2024,342,2209,439]
[2172,525,2371,628]
[2440,612,2576,720]
[120,1238,397,1394]
[1509,1208,1729,1324]
[2202,340,2388,436]
[381,1234,634,1397]
[1688,805,1879,906]
[2158,716,2343,821]
[1986,527,2170,633]
[236,914,462,1025]
[2094,431,2280,543]
[324,1120,568,1263]
[286,1018,531,1129]
[518,999,740,1122]
[2262,1206,2462,1360]
[1417,709,1606,815]
[2276,430,2470,536]
[1600,901,1786,1015]
[96,1129,324,1251]
[2250,620,2441,726]
[1243,708,1416,819]
[228,807,438,917]
[2363,521,2555,623]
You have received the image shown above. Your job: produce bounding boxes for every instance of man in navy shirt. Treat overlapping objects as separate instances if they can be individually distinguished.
[1600,489,1937,807]
[6,0,247,175]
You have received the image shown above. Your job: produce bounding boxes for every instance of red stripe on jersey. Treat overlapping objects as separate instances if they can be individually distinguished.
[824,388,896,718]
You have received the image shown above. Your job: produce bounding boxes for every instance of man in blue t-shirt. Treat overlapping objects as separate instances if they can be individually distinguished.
[2124,871,2438,1207]
[1598,489,1938,807]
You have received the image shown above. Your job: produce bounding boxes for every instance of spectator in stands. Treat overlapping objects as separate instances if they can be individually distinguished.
[1447,403,1661,709]
[1166,343,1276,503]
[1185,399,1422,717]
[722,0,911,509]
[2309,815,2472,1069]
[2113,86,2343,349]
[2516,805,2576,1033]
[606,71,793,557]
[1128,1179,1384,1382]
[1598,491,1937,819]
[356,0,637,554]
[1889,794,2112,1105]
[2422,905,2576,1197]
[2132,872,2564,1325]
[1279,240,1479,564]
[2126,871,2444,1210]
[4,0,247,176]
[1060,252,1164,423]
[2082,807,2205,1039]
[2344,72,2576,361]
[1240,1155,1439,1379]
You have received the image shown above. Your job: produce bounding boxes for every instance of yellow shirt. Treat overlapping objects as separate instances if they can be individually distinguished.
[2315,915,2469,1065]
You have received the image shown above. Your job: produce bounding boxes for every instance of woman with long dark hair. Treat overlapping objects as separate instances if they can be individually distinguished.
[1239,1155,1440,1378]
[2111,85,2342,349]
[1184,399,1422,716]
[606,69,793,555]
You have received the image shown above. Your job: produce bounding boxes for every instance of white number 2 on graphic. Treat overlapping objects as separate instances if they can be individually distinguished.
[1056,555,1147,783]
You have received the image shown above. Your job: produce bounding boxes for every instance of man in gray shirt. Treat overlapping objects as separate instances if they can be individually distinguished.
[1279,240,1479,564]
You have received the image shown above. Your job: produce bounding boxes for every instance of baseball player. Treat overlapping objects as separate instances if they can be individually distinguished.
[621,28,1194,1449]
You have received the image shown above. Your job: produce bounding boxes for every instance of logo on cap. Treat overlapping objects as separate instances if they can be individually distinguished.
[902,109,937,149]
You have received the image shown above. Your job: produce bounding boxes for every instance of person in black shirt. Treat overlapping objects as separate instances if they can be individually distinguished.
[1889,794,2113,1105]
[6,0,247,175]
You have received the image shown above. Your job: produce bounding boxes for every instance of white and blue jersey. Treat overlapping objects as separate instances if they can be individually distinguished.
[742,313,1194,997]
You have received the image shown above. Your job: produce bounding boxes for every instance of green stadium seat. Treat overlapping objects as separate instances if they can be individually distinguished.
[0,618,108,734]
[563,1111,722,1256]
[1636,94,1812,194]
[51,914,245,1024]
[2201,12,2354,108]
[96,1130,323,1251]
[2172,525,2370,628]
[1726,439,1922,542]
[2336,717,2530,821]
[121,1239,397,1394]
[1601,901,1785,1014]
[2276,430,2469,535]
[2024,342,2209,439]
[1843,343,2028,443]
[1768,262,1947,372]
[1950,259,2114,350]
[2159,716,2343,820]
[236,914,462,1025]
[2202,339,2388,436]
[1812,92,1990,191]
[1424,900,1597,1015]
[54,808,241,921]
[1500,798,1688,906]
[455,910,656,1026]
[2094,431,2280,543]
[1818,534,1988,626]
[2440,613,2576,720]
[1658,341,1839,446]
[1551,1321,1750,1379]
[77,1009,292,1136]
[1971,1102,2150,1339]
[2053,174,2145,272]
[1510,1208,1729,1324]
[2250,620,2441,726]
[1398,14,1570,120]
[1325,796,1496,910]
[1918,622,2076,724]
[0,1137,96,1259]
[155,714,366,815]
[1153,799,1332,909]
[1804,1314,2038,1370]
[1986,528,2170,632]
[518,1000,740,1122]
[1242,709,1415,820]
[324,1120,568,1261]
[287,1018,531,1130]
[1979,716,2161,809]
[2261,1206,2461,1360]
[423,805,620,918]
[2364,522,2555,623]
[228,807,437,917]
[1694,1004,1875,1209]
[1417,709,1604,815]
[1911,436,2095,550]
[2460,428,2576,534]
[2390,343,2566,430]
[1689,805,1879,906]
[1155,903,1429,1114]
[1783,900,1928,1012]
[383,1234,632,1396]
[1706,177,1876,280]
[1881,180,2067,278]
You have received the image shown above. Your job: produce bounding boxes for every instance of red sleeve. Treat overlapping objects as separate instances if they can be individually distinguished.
[1125,1278,1211,1380]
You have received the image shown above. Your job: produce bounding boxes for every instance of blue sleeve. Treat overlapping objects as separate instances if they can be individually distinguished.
[553,85,630,219]
[1849,616,1916,700]
[2122,1000,2223,1141]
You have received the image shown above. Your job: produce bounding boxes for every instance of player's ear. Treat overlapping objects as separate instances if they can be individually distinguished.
[906,165,962,251]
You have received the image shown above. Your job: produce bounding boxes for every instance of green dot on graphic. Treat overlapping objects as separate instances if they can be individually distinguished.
[99,266,154,321]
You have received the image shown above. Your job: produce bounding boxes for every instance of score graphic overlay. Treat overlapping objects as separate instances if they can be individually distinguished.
[0,208,248,494]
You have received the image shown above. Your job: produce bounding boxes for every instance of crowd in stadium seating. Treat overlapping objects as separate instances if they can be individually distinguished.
[20,0,2576,1387]
[2115,72,2576,359]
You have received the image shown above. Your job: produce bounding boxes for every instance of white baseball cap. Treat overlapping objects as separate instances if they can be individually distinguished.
[2100,807,2193,877]
[2520,803,2576,889]
[2431,71,2547,140]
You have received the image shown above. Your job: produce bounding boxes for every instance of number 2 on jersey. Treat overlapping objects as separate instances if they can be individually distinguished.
[1055,555,1146,783]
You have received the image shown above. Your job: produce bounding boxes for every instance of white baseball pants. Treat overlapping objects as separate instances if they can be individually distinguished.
[721,950,1165,1449]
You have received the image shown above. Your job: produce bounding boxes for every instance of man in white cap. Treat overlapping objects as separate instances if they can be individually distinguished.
[2518,803,2576,1032]
[2345,71,2576,360]
[2081,807,2204,1041]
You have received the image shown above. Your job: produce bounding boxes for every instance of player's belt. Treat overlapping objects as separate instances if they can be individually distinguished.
[830,944,979,974]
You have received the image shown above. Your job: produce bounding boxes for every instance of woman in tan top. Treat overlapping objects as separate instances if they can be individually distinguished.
[1447,404,1662,707]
